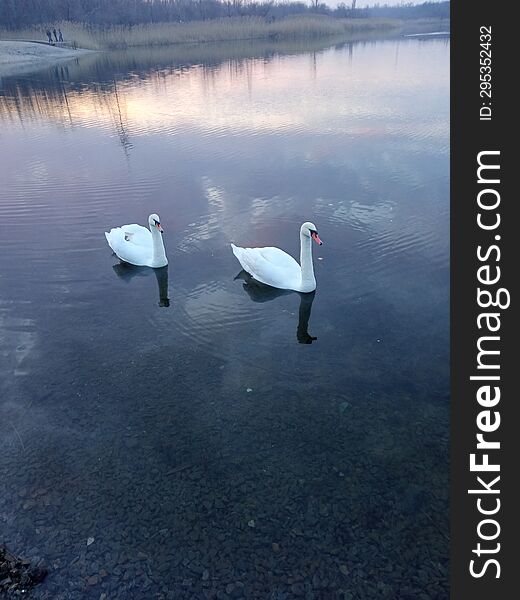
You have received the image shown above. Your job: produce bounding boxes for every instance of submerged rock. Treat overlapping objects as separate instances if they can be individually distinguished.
[0,546,47,597]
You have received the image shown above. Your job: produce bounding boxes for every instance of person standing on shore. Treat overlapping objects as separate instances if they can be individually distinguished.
[53,28,58,42]
[46,29,52,44]
[58,29,63,42]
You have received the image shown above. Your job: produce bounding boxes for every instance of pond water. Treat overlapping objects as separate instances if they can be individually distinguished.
[0,36,449,599]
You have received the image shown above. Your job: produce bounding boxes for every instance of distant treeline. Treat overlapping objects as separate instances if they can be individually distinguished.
[0,1,450,29]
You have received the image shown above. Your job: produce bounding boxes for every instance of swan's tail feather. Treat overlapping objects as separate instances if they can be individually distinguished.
[231,243,247,271]
[231,243,242,260]
[233,242,249,260]
[105,231,112,248]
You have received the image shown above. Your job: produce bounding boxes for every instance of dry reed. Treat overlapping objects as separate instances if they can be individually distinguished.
[1,16,402,50]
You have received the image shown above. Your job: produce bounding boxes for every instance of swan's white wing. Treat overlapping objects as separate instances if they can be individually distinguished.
[231,244,301,290]
[119,224,152,247]
[105,225,153,266]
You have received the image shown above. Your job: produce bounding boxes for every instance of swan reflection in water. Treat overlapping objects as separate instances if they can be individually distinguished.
[112,263,170,307]
[235,270,317,344]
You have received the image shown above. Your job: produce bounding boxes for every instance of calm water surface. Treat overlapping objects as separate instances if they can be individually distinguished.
[0,37,449,599]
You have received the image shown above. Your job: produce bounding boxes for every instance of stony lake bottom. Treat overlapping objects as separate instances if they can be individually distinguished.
[0,36,450,599]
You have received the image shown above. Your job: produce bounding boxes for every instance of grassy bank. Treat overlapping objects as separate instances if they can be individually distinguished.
[1,16,413,50]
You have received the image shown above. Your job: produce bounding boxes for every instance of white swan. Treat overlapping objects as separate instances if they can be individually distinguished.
[231,222,323,293]
[105,213,168,268]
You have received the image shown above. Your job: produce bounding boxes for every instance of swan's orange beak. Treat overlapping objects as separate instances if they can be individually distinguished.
[156,223,164,233]
[311,231,323,245]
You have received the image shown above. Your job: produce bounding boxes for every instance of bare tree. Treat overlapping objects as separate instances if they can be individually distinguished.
[0,0,450,29]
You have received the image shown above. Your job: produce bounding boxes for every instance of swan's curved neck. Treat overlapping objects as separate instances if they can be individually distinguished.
[300,231,316,288]
[150,225,167,267]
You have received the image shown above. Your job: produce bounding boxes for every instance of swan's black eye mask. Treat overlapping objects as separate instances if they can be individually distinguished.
[310,229,323,245]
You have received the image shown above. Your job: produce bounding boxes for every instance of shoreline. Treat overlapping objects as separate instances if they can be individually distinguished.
[0,41,95,77]
[0,18,449,78]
